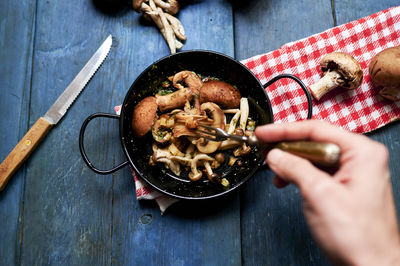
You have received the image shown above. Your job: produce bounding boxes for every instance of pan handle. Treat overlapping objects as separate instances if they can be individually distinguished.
[263,74,313,120]
[79,113,129,174]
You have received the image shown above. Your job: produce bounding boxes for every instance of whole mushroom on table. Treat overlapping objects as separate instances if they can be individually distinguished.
[309,52,363,100]
[369,46,400,101]
[93,0,186,53]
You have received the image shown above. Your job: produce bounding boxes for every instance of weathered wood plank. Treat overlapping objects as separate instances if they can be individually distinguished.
[2,0,398,265]
[234,1,334,265]
[18,0,241,265]
[110,0,242,265]
[0,1,36,265]
[233,0,335,61]
[334,0,400,227]
[19,0,117,264]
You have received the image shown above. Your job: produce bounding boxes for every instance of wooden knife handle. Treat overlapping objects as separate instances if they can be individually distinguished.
[0,117,53,191]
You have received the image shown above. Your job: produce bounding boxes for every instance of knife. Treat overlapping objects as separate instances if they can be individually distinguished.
[0,35,112,191]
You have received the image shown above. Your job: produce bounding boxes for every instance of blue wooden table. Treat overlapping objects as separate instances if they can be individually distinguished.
[1,1,399,265]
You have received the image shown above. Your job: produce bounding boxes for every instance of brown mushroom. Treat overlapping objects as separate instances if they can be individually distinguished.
[369,46,400,101]
[173,71,203,114]
[156,88,194,112]
[233,145,251,157]
[215,153,225,163]
[189,154,214,181]
[196,102,225,154]
[132,0,146,12]
[173,71,203,93]
[309,52,363,100]
[199,80,241,108]
[131,96,158,137]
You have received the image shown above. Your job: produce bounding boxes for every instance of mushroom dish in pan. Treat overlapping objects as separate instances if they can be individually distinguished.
[131,70,256,187]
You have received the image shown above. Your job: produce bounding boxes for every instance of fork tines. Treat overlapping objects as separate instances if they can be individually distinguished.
[195,124,226,142]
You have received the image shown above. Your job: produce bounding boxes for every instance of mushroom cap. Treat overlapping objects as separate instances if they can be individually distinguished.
[199,80,241,108]
[320,52,363,90]
[132,0,145,12]
[196,102,225,154]
[172,70,203,93]
[369,46,400,101]
[131,96,158,137]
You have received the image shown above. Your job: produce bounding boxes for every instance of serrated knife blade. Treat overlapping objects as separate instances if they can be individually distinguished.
[0,35,112,191]
[44,35,112,124]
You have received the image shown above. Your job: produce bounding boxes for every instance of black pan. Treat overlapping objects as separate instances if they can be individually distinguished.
[79,50,312,200]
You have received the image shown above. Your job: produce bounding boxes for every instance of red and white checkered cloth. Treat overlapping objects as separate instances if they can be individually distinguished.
[242,6,400,132]
[118,6,400,212]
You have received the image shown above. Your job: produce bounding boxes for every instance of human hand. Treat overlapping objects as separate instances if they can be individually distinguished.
[255,120,400,266]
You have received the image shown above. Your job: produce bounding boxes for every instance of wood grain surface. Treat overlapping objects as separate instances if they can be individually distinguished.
[0,0,399,265]
[0,117,53,191]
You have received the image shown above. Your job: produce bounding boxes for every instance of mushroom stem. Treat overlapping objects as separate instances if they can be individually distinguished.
[157,7,176,53]
[309,71,342,100]
[165,13,186,41]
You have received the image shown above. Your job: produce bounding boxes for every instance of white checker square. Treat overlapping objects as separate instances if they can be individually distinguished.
[317,40,325,49]
[346,43,355,53]
[307,60,317,69]
[299,110,307,119]
[328,36,338,45]
[292,50,301,60]
[378,13,387,23]
[341,107,350,116]
[367,19,375,28]
[293,96,302,105]
[348,121,357,131]
[281,53,288,62]
[354,102,362,111]
[313,105,320,114]
[371,110,380,119]
[304,45,313,54]
[282,100,291,109]
[371,33,379,42]
[287,113,296,122]
[354,24,363,33]
[358,38,367,47]
[383,28,391,37]
[360,116,368,124]
[297,64,305,73]
[342,29,351,38]
[267,58,277,67]
[329,113,339,122]
[391,7,400,16]
[272,105,279,114]
[362,52,373,61]
[255,65,264,75]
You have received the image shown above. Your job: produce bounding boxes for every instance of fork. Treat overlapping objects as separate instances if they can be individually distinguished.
[196,124,341,167]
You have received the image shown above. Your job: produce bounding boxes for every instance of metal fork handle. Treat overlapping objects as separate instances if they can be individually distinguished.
[274,141,340,167]
[247,135,340,167]
[198,125,341,167]
[250,136,341,167]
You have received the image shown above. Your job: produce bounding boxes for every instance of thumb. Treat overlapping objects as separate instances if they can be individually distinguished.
[266,148,331,191]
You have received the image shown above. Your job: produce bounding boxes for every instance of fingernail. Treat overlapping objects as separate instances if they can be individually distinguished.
[266,148,284,166]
